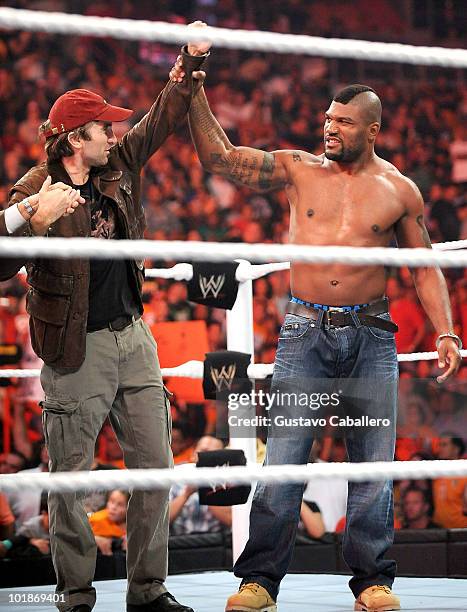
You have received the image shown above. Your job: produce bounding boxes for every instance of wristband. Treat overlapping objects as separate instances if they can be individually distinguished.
[22,197,35,217]
[436,333,462,350]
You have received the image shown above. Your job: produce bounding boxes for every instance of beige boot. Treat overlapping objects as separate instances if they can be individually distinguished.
[354,585,401,611]
[225,583,277,612]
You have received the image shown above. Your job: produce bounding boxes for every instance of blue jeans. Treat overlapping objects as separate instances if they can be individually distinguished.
[234,309,398,599]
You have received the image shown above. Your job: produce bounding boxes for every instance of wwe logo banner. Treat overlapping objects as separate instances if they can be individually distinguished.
[197,449,251,506]
[210,363,237,392]
[199,274,225,299]
[203,351,251,400]
[187,262,240,309]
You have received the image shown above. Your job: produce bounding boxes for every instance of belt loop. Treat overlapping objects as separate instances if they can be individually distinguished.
[316,309,325,328]
[350,311,362,328]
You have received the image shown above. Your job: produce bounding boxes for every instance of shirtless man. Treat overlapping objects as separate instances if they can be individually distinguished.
[172,59,462,612]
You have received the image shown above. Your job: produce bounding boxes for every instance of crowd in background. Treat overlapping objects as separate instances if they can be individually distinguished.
[0,0,466,550]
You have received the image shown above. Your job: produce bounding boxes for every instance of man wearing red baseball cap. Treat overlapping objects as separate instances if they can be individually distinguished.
[2,23,211,612]
[42,89,134,139]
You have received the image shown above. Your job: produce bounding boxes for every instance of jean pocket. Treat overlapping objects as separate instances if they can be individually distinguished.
[279,314,313,340]
[365,313,396,341]
[41,398,83,468]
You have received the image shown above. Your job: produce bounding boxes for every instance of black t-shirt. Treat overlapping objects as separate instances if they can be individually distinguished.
[77,179,141,331]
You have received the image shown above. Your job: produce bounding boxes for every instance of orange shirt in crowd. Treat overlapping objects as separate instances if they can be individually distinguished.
[395,423,438,461]
[389,299,425,353]
[334,515,402,533]
[173,446,196,465]
[433,477,467,528]
[89,509,126,538]
[0,493,14,526]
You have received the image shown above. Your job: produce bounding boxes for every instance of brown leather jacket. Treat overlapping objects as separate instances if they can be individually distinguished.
[0,49,207,371]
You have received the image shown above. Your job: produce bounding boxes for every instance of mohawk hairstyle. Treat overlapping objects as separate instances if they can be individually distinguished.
[333,84,377,104]
[333,84,382,124]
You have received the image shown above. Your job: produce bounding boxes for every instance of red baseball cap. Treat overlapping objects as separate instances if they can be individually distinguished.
[43,89,133,138]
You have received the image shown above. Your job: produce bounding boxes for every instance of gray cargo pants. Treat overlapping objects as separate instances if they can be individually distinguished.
[40,317,173,611]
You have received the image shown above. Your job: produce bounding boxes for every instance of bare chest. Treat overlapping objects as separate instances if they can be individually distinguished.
[286,167,404,245]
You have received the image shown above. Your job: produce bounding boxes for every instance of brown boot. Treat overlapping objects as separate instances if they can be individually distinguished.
[225,583,277,612]
[354,585,401,611]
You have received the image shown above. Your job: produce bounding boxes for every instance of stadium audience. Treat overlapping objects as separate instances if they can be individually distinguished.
[89,490,129,556]
[169,436,232,535]
[0,493,14,540]
[4,444,48,530]
[401,486,439,529]
[432,436,467,528]
[0,493,50,558]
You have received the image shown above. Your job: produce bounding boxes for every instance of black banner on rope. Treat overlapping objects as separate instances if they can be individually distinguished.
[187,261,240,310]
[197,449,251,506]
[203,350,251,400]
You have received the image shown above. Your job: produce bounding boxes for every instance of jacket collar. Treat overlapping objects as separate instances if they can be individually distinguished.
[46,159,122,185]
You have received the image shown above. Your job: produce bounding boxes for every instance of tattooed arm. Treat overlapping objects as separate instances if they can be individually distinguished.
[188,87,288,192]
[395,177,461,381]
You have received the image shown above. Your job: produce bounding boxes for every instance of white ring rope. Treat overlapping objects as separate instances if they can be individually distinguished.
[1,238,466,268]
[395,350,467,362]
[144,260,291,282]
[2,349,466,381]
[145,240,465,280]
[17,239,466,281]
[0,8,466,68]
[145,263,193,281]
[434,239,467,251]
[0,460,465,494]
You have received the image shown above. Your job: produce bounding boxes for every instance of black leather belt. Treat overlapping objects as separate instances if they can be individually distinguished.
[108,313,141,332]
[286,298,398,333]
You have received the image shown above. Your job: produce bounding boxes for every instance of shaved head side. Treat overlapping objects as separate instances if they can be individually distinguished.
[333,84,382,125]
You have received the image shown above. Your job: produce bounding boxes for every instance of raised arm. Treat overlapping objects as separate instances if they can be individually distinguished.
[188,86,288,192]
[395,177,461,382]
[118,47,209,170]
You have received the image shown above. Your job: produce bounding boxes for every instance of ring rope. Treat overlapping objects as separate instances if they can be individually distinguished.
[0,7,466,68]
[0,460,465,494]
[145,240,467,281]
[0,238,466,268]
[145,261,294,281]
[2,349,466,381]
[433,239,467,251]
[15,239,466,281]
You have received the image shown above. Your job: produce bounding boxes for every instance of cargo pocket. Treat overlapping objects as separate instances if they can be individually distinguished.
[26,287,71,363]
[41,398,83,469]
[163,385,173,443]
